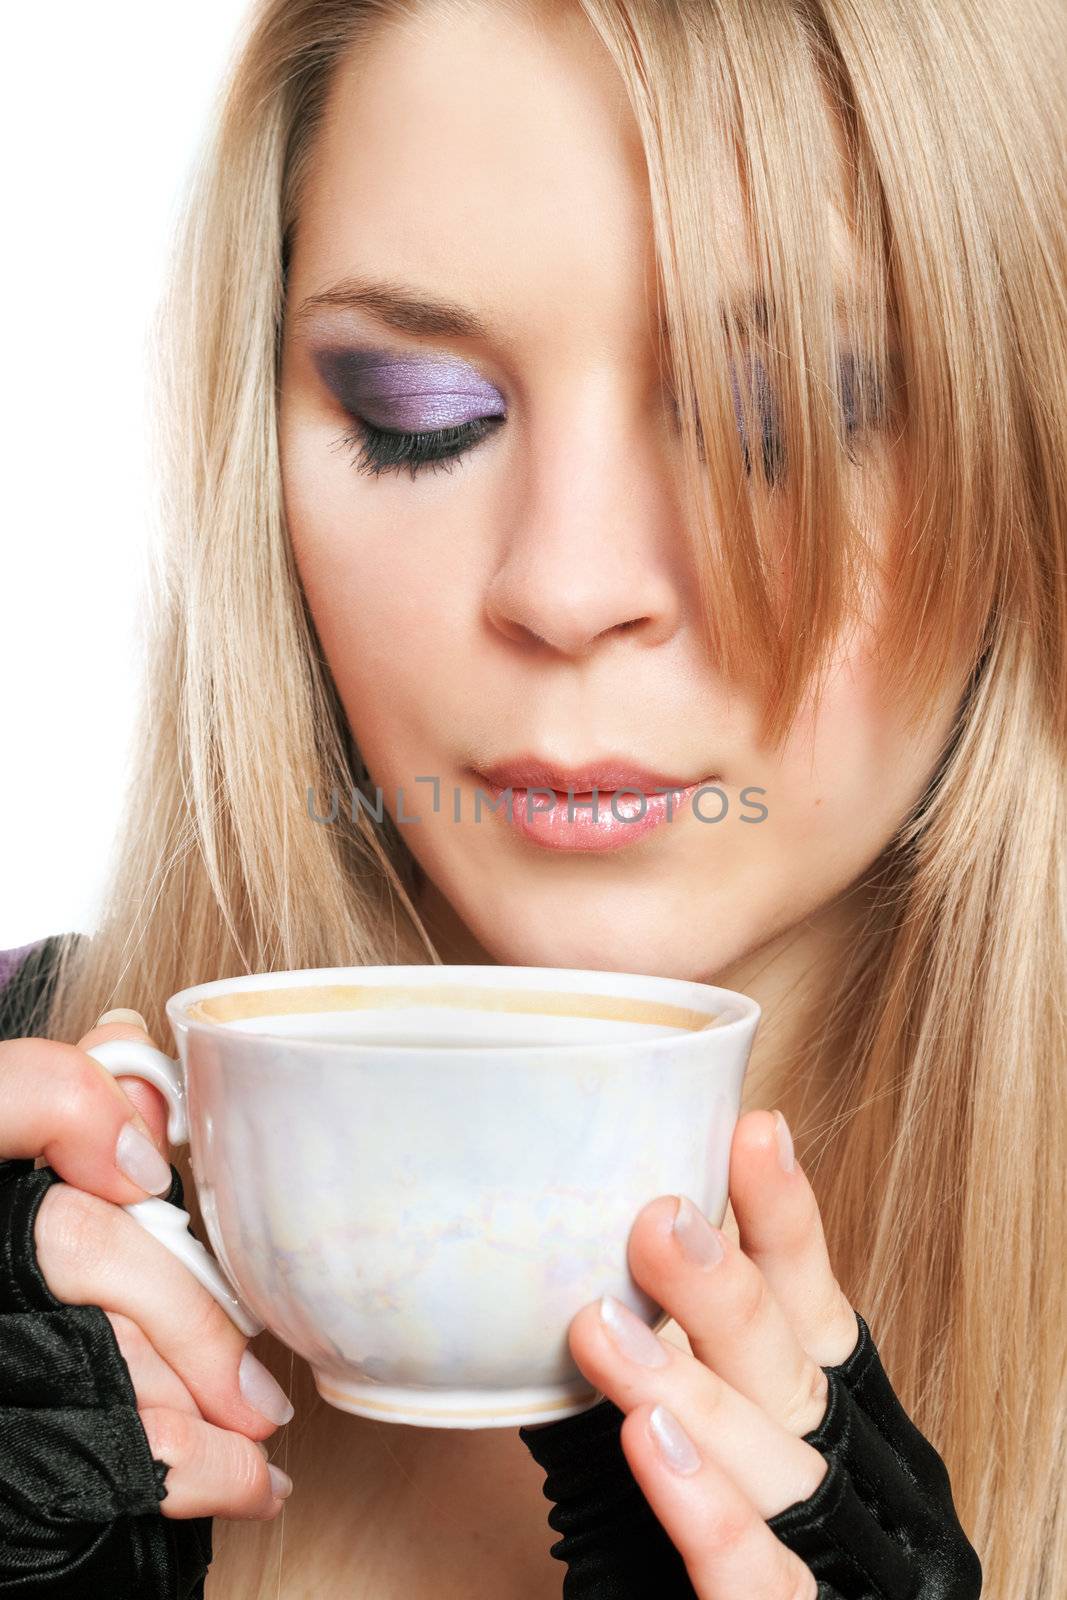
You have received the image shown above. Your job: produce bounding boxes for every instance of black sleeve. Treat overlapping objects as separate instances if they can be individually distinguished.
[519,1313,982,1599]
[0,935,213,1597]
[0,1159,214,1598]
[520,1392,695,1596]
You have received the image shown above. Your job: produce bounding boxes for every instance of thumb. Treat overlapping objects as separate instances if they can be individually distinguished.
[77,1008,171,1155]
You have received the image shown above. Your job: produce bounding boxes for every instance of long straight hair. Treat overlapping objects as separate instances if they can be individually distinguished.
[41,1,1067,1593]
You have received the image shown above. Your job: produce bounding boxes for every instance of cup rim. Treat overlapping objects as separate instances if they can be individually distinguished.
[164,963,761,1057]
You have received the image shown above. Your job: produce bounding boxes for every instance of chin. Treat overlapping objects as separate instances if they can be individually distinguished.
[461,912,737,986]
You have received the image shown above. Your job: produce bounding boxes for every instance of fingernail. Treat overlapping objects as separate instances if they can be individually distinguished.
[115,1121,172,1195]
[671,1195,725,1268]
[268,1464,294,1500]
[239,1348,296,1425]
[649,1403,702,1475]
[772,1110,795,1173]
[599,1295,670,1368]
[96,1008,147,1029]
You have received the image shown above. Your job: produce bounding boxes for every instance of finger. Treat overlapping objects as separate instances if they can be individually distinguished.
[567,1294,826,1520]
[625,1193,830,1436]
[76,1011,169,1150]
[105,1311,201,1417]
[35,1183,295,1441]
[140,1406,293,1521]
[619,1401,818,1599]
[729,1110,860,1367]
[0,1022,171,1204]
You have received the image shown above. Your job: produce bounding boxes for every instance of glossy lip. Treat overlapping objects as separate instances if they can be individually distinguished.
[473,754,711,794]
[469,761,721,854]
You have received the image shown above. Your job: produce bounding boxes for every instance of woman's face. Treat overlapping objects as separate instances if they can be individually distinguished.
[278,0,967,982]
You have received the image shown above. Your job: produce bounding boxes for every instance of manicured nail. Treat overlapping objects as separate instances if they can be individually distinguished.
[239,1348,295,1425]
[115,1121,172,1195]
[268,1464,294,1500]
[96,1008,147,1029]
[772,1109,795,1173]
[671,1195,725,1267]
[649,1403,702,1475]
[599,1295,670,1367]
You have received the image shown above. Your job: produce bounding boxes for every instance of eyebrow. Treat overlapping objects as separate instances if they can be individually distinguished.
[290,276,502,341]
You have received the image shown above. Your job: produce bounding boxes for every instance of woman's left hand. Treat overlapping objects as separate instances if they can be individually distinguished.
[564,1107,865,1600]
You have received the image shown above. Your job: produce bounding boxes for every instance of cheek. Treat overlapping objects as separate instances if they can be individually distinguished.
[797,664,888,804]
[771,625,943,877]
[281,441,475,758]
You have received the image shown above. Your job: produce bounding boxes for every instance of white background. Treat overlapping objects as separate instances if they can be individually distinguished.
[1,3,253,950]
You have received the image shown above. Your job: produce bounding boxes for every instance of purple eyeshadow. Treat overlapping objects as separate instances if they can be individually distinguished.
[312,347,507,432]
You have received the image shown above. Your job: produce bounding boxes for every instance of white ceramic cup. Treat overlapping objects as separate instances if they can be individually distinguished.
[85,964,760,1429]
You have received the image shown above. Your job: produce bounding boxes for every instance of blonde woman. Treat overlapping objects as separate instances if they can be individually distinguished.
[1,0,1063,1595]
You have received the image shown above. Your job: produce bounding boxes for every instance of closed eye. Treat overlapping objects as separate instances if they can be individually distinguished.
[334,414,504,479]
[670,351,888,484]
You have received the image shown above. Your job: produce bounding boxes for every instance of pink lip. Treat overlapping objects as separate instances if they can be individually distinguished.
[475,753,707,792]
[471,762,719,853]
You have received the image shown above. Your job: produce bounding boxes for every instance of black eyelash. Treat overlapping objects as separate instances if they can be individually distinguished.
[838,353,888,450]
[334,415,503,480]
[683,385,786,485]
[738,409,787,485]
[720,353,888,484]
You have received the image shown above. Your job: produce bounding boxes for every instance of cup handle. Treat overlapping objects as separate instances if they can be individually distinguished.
[85,1038,264,1339]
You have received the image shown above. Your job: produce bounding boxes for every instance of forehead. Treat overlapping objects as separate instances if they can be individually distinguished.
[287,0,860,358]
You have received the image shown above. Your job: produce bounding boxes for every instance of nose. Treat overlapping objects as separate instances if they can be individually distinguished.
[484,399,686,657]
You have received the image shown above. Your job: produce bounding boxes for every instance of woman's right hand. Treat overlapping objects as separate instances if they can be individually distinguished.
[0,1010,295,1521]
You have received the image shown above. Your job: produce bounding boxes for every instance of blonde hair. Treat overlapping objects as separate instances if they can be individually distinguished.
[41,0,1066,1594]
